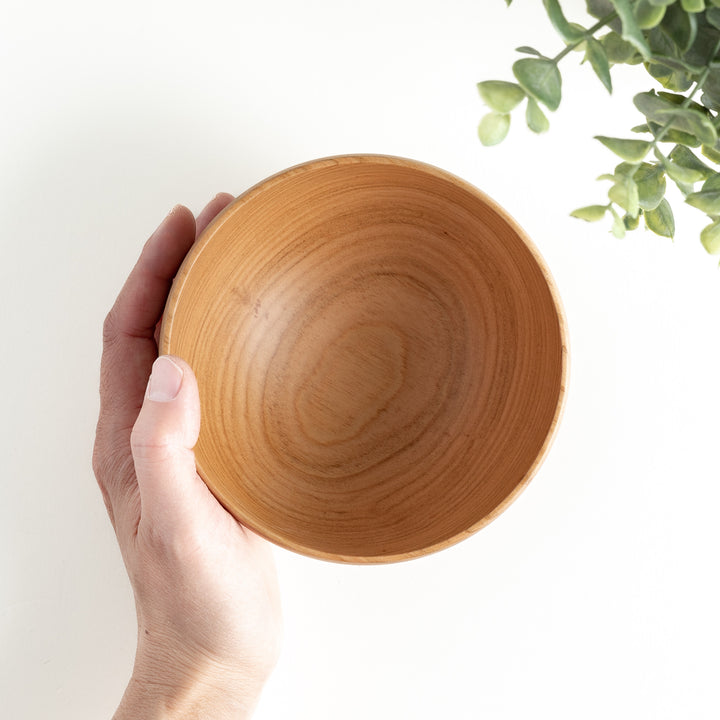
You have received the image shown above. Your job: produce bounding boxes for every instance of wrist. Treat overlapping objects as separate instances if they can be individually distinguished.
[113,651,264,720]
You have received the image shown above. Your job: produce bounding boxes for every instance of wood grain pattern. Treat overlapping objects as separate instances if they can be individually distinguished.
[160,155,568,563]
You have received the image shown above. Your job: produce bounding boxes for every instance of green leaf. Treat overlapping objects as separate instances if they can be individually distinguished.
[646,0,677,6]
[634,90,680,123]
[657,91,706,114]
[624,212,642,230]
[646,62,693,92]
[702,172,720,191]
[512,58,562,111]
[570,204,608,221]
[526,97,550,133]
[644,54,704,74]
[700,79,720,112]
[683,21,720,66]
[647,25,678,57]
[585,37,612,92]
[685,188,720,212]
[608,0,653,58]
[635,0,666,29]
[653,107,718,146]
[478,113,511,146]
[609,174,640,216]
[633,92,706,146]
[660,3,697,53]
[586,0,619,19]
[632,90,665,116]
[515,46,544,56]
[609,206,627,238]
[667,145,715,179]
[614,161,640,179]
[706,8,720,28]
[680,0,705,11]
[634,90,715,144]
[645,198,675,238]
[647,121,701,147]
[595,135,651,162]
[634,163,667,210]
[600,31,638,63]
[702,143,720,163]
[700,67,720,112]
[543,0,587,42]
[701,219,720,253]
[664,161,704,185]
[477,81,526,113]
[677,180,697,195]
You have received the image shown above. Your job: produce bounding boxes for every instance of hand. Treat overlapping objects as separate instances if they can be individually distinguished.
[93,196,282,720]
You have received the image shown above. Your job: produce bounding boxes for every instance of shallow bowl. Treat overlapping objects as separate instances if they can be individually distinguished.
[160,155,568,563]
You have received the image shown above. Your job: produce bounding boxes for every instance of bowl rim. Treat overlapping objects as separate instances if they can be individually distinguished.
[160,153,570,564]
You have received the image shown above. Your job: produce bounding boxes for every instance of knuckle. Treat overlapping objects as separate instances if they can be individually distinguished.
[91,441,130,530]
[102,310,116,344]
[130,424,175,463]
[92,432,113,486]
[91,439,104,481]
[102,305,121,339]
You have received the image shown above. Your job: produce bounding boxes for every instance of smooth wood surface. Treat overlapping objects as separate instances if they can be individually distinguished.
[160,155,568,563]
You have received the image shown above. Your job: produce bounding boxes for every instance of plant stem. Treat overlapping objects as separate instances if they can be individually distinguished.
[553,12,618,64]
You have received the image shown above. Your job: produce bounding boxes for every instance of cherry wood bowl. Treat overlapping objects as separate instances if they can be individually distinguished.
[160,155,568,563]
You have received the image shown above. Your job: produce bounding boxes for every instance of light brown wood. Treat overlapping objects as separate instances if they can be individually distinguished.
[160,155,568,563]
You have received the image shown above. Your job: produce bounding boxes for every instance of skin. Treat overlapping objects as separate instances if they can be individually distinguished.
[92,195,282,720]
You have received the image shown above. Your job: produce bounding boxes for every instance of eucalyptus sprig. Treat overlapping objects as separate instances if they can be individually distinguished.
[478,0,720,256]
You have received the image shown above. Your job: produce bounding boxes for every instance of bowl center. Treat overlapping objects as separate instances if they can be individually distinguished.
[296,322,405,445]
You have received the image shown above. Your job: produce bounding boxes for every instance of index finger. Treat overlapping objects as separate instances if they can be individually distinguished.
[98,205,197,432]
[107,206,197,344]
[101,192,235,416]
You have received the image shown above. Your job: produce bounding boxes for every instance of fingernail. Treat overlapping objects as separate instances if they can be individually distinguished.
[147,356,184,402]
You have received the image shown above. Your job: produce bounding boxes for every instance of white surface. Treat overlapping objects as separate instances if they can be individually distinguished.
[2,1,719,717]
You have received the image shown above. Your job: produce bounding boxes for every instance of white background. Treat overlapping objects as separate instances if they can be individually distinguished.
[2,0,719,717]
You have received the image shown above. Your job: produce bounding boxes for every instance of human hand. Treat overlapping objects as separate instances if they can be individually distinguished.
[93,196,282,720]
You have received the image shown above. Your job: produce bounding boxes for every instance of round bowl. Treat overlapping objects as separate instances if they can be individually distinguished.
[160,155,568,563]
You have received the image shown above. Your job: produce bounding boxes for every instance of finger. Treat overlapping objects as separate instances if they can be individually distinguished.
[149,193,234,347]
[95,206,196,513]
[106,205,196,344]
[195,192,235,240]
[98,206,196,431]
[130,356,210,535]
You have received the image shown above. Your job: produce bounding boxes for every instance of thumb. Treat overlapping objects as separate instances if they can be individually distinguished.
[130,355,204,532]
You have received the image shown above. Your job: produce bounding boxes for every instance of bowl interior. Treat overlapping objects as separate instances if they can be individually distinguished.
[160,155,567,563]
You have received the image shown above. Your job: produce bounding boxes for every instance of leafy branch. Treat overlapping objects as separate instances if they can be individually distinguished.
[478,0,720,256]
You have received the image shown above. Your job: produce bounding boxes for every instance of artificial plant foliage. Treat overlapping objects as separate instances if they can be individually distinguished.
[478,0,720,255]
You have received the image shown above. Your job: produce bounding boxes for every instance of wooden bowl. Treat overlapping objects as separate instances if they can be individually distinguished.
[160,155,568,563]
